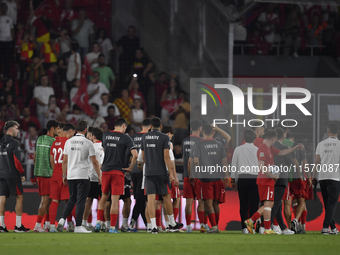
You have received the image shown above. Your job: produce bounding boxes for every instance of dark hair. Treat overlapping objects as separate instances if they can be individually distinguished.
[190,119,203,131]
[88,127,94,133]
[202,124,213,136]
[151,117,161,128]
[27,121,37,129]
[73,104,81,111]
[96,28,108,40]
[328,122,339,135]
[274,127,285,140]
[64,123,76,132]
[101,93,109,98]
[142,118,151,127]
[4,120,20,131]
[107,105,115,113]
[49,94,56,101]
[91,103,99,111]
[251,121,264,131]
[92,127,103,141]
[128,25,135,30]
[159,71,167,76]
[77,120,88,132]
[98,53,105,59]
[71,78,79,87]
[115,118,128,127]
[161,125,175,135]
[40,74,49,83]
[167,78,180,94]
[244,129,257,143]
[59,123,65,130]
[93,71,100,77]
[92,42,100,47]
[286,132,293,139]
[263,129,277,140]
[46,120,59,131]
[71,40,79,52]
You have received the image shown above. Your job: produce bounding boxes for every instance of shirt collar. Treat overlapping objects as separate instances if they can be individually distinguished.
[76,134,85,137]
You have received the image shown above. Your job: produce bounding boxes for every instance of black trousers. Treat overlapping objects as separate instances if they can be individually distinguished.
[271,185,287,230]
[319,180,340,229]
[237,175,259,229]
[62,179,90,227]
[0,41,12,79]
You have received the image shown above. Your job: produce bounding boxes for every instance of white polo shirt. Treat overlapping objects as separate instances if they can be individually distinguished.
[230,142,259,182]
[64,134,96,180]
[0,15,13,41]
[87,82,109,105]
[89,141,104,182]
[316,136,340,182]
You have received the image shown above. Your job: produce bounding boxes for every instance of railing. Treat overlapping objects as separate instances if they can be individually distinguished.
[234,44,326,56]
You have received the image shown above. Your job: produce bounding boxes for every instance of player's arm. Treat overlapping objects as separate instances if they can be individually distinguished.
[50,154,55,171]
[164,148,174,182]
[123,149,138,172]
[62,154,68,184]
[13,143,25,182]
[260,160,279,180]
[90,155,101,184]
[302,158,312,187]
[278,143,303,156]
[222,157,230,187]
[188,157,191,178]
[212,124,231,143]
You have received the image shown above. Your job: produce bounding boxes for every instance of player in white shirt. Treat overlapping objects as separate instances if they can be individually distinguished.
[57,120,101,233]
[82,127,104,230]
[314,122,340,235]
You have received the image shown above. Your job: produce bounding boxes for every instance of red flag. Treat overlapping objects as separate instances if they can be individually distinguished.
[83,56,93,76]
[35,0,60,23]
[72,60,93,116]
[160,99,184,115]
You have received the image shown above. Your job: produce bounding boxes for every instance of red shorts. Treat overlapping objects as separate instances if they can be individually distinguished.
[282,183,290,201]
[258,185,274,202]
[183,177,196,199]
[195,179,202,200]
[50,179,70,201]
[37,177,51,196]
[199,180,224,201]
[290,179,306,199]
[101,172,124,195]
[304,180,313,200]
[171,181,180,199]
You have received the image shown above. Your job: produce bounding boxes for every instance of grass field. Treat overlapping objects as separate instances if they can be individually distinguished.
[1,231,340,255]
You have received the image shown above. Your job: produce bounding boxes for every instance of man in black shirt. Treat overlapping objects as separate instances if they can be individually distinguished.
[0,121,30,233]
[141,117,182,234]
[94,118,138,233]
[128,119,151,231]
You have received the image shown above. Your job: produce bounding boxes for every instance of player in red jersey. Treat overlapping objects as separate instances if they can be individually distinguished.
[245,130,302,235]
[48,123,76,232]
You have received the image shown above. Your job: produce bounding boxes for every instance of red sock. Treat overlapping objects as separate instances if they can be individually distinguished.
[301,210,307,225]
[67,214,72,222]
[36,215,43,224]
[49,201,59,226]
[251,212,261,223]
[71,206,76,219]
[293,205,297,218]
[173,208,179,221]
[185,214,191,226]
[215,213,220,225]
[155,209,161,226]
[204,215,208,224]
[110,214,118,227]
[97,209,105,222]
[273,217,278,226]
[264,220,271,230]
[208,213,216,227]
[198,211,204,224]
[44,214,49,222]
[88,213,92,224]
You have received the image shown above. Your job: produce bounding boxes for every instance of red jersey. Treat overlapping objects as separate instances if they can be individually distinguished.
[256,143,280,187]
[242,136,264,148]
[50,136,68,181]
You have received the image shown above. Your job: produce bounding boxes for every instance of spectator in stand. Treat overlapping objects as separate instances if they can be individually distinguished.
[257,4,279,47]
[298,3,322,27]
[46,64,60,98]
[57,28,71,55]
[95,28,113,66]
[113,89,133,124]
[0,2,14,79]
[84,103,105,128]
[92,54,115,92]
[41,35,60,70]
[28,55,45,88]
[127,127,136,137]
[71,8,95,59]
[2,0,19,25]
[321,1,338,22]
[59,0,78,34]
[1,94,20,122]
[0,78,16,106]
[66,104,86,126]
[58,41,72,96]
[307,15,324,55]
[114,25,140,83]
[69,78,80,110]
[173,91,190,143]
[87,71,109,105]
[44,95,60,127]
[160,78,180,123]
[130,48,153,98]
[86,42,100,70]
[99,93,120,118]
[248,26,271,55]
[323,13,337,57]
[129,76,146,110]
[24,123,37,182]
[15,21,25,63]
[19,107,41,133]
[104,105,119,130]
[128,98,146,132]
[100,122,109,133]
[33,74,54,126]
[283,10,302,58]
[66,40,81,91]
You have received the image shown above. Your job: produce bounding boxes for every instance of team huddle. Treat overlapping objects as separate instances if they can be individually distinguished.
[0,118,339,235]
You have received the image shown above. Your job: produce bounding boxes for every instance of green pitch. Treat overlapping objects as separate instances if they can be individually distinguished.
[1,231,339,255]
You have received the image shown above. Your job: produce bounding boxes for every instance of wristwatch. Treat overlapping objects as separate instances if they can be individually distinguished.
[62,175,66,177]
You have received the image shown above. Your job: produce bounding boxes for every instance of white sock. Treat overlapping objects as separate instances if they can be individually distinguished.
[106,221,110,228]
[151,218,157,229]
[0,216,5,227]
[45,221,50,227]
[35,222,41,228]
[212,226,217,230]
[82,220,87,226]
[16,216,22,228]
[123,218,128,228]
[165,221,170,228]
[67,221,73,226]
[147,223,152,229]
[249,218,254,224]
[129,219,136,229]
[302,224,306,230]
[168,214,176,226]
[200,223,204,228]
